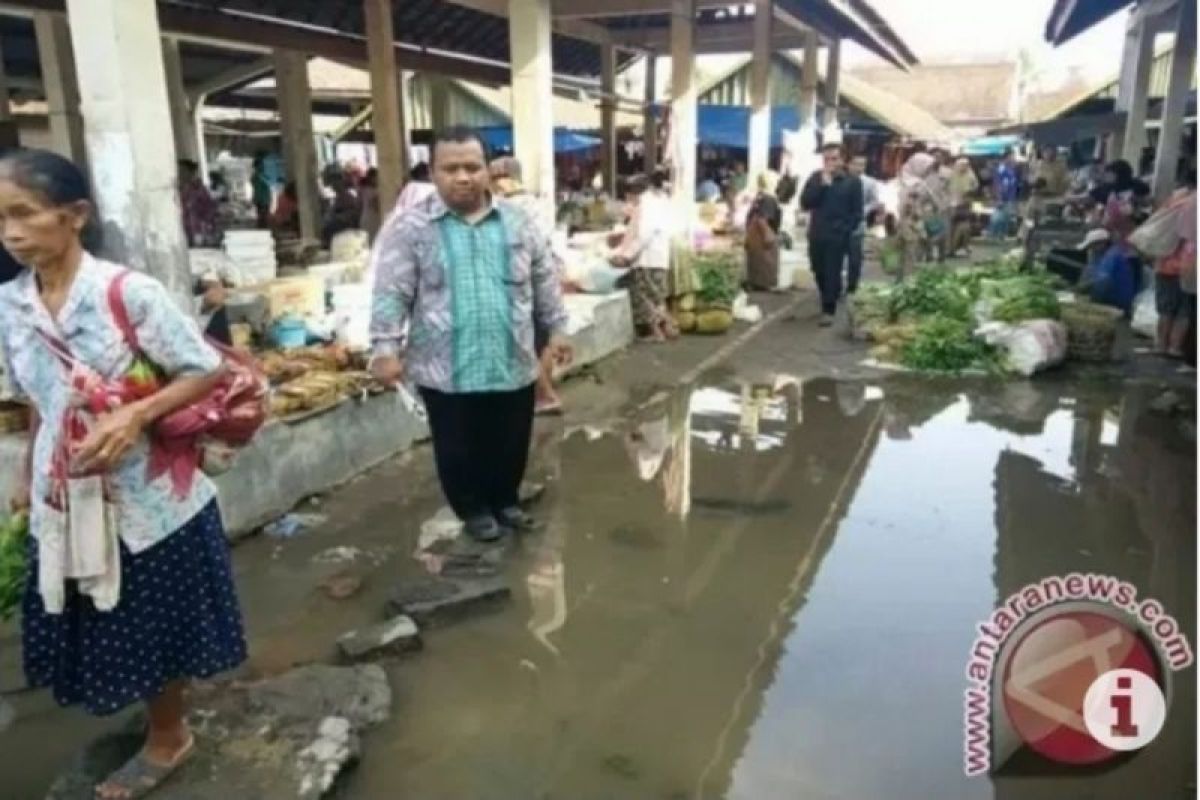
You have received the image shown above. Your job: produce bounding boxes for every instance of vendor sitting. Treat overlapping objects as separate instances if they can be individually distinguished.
[611,175,675,342]
[1078,228,1140,318]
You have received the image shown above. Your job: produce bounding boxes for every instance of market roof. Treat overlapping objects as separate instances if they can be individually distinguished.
[1032,44,1195,122]
[847,62,1018,127]
[690,52,954,143]
[1044,0,1134,46]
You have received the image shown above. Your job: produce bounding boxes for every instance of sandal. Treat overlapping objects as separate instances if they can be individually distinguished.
[94,735,196,800]
[535,399,564,416]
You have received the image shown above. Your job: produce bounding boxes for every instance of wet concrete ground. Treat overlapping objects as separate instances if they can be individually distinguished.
[0,286,1196,799]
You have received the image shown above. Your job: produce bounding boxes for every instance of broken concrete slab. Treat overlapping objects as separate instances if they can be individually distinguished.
[337,615,422,662]
[388,575,511,627]
[45,665,391,800]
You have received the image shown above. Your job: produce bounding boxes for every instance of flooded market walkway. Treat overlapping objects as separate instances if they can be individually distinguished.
[348,376,1196,800]
[0,375,1195,799]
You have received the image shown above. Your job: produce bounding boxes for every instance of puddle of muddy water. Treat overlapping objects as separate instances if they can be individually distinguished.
[341,376,1196,800]
[1,377,1194,800]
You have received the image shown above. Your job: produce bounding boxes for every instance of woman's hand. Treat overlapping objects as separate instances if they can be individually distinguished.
[73,404,147,474]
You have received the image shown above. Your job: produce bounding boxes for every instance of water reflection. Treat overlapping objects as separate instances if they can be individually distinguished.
[349,376,1193,800]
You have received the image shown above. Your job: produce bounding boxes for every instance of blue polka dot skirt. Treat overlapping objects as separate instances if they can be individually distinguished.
[21,501,248,717]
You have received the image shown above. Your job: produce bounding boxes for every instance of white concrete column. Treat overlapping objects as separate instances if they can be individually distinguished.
[162,37,199,163]
[34,12,86,165]
[787,30,821,191]
[63,0,190,305]
[429,75,453,132]
[398,70,414,168]
[747,0,772,181]
[509,0,556,217]
[274,49,321,244]
[1151,0,1196,200]
[600,43,618,193]
[643,53,657,174]
[669,0,697,239]
[364,0,407,216]
[821,38,842,144]
[798,31,819,132]
[1116,17,1157,165]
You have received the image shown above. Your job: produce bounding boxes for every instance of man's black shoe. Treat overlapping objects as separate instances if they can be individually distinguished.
[464,515,505,542]
[495,507,542,533]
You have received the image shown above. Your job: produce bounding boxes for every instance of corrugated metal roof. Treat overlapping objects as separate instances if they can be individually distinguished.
[1037,44,1196,121]
[693,52,954,142]
[1044,0,1134,46]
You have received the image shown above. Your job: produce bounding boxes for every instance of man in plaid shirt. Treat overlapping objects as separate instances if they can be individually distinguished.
[369,127,572,541]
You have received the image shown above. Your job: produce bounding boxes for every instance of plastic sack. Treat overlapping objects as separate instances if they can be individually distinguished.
[1131,287,1158,339]
[1129,206,1183,259]
[978,320,1068,377]
[330,229,370,262]
[732,292,763,323]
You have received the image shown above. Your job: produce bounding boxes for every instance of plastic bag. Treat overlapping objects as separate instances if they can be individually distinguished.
[833,295,855,339]
[732,292,763,323]
[1131,287,1158,339]
[1129,206,1182,259]
[977,320,1068,377]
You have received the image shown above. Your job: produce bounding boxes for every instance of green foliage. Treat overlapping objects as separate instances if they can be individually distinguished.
[693,251,740,309]
[0,513,28,621]
[985,280,1062,323]
[887,269,974,322]
[899,315,999,374]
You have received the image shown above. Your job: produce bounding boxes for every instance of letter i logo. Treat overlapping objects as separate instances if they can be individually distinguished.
[1084,669,1167,751]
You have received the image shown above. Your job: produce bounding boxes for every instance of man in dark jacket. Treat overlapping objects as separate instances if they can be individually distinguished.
[801,143,864,325]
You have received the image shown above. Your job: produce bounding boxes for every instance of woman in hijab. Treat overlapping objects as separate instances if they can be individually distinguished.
[745,171,783,290]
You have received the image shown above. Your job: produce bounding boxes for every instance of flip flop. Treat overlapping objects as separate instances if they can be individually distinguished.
[94,736,196,800]
[536,403,564,417]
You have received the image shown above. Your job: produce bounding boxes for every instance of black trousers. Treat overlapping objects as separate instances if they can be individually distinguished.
[847,233,864,294]
[809,235,851,314]
[419,384,536,521]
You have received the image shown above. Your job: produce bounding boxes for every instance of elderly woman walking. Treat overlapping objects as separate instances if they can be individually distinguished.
[0,150,247,800]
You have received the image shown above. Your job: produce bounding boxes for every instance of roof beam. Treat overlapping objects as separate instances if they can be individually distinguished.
[608,19,810,53]
[551,0,729,18]
[440,0,630,48]
[187,55,275,106]
[0,0,514,84]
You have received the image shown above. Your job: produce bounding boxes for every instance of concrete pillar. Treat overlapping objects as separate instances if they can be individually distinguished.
[62,0,190,304]
[429,75,452,132]
[34,12,86,164]
[162,38,199,163]
[643,54,657,175]
[274,49,321,243]
[1151,0,1196,200]
[600,43,618,193]
[798,31,819,132]
[364,0,407,216]
[1116,18,1156,165]
[398,70,414,168]
[669,0,697,239]
[747,0,772,181]
[509,0,556,215]
[821,38,842,144]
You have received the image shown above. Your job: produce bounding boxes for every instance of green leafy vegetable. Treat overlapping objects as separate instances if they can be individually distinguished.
[899,315,999,374]
[0,512,29,621]
[693,251,740,309]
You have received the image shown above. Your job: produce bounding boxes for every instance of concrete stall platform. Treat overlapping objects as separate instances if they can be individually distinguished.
[0,290,634,538]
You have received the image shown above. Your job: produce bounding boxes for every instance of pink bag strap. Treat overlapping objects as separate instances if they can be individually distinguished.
[106,270,142,355]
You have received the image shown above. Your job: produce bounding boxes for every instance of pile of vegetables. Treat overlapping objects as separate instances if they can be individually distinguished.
[0,512,28,621]
[854,262,1065,374]
[675,250,741,335]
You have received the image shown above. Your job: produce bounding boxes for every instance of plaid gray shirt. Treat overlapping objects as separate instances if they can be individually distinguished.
[369,192,568,393]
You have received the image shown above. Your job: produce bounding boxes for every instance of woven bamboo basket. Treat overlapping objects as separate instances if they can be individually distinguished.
[1061,302,1122,362]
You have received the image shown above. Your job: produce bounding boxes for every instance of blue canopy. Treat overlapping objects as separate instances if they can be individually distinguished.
[476,126,601,154]
[659,105,802,150]
[961,135,1023,157]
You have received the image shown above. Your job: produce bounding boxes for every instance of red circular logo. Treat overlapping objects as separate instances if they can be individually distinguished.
[1001,609,1163,765]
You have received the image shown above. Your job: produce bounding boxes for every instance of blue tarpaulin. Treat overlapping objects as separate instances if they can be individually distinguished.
[961,135,1023,157]
[477,126,601,154]
[693,105,802,149]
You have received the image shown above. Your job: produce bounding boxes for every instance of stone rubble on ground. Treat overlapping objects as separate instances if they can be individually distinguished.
[337,615,422,662]
[389,575,511,627]
[45,665,392,800]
